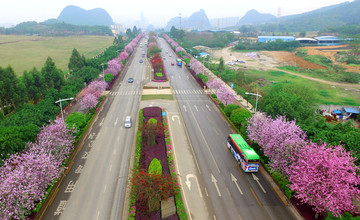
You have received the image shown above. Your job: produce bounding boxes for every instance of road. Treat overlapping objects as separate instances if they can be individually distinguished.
[158,38,300,220]
[39,39,147,220]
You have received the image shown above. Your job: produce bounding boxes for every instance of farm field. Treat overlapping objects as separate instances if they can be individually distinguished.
[0,35,114,75]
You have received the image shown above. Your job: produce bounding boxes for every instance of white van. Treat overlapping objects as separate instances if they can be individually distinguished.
[124,116,132,128]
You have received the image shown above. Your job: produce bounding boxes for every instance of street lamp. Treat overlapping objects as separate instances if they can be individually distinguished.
[55,97,74,120]
[245,92,262,114]
[100,63,107,81]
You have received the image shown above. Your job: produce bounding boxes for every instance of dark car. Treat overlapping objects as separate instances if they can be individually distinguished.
[128,77,134,83]
[171,62,175,66]
[139,59,143,63]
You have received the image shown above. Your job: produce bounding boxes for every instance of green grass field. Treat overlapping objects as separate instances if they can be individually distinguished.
[246,69,360,106]
[0,35,114,75]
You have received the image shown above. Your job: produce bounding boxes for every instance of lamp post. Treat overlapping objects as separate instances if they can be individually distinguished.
[100,63,107,81]
[245,92,262,114]
[55,97,74,120]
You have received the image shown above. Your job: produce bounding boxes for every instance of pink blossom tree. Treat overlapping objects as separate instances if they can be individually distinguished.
[86,80,107,98]
[216,86,236,105]
[30,118,75,166]
[119,51,129,61]
[247,113,307,174]
[288,142,360,217]
[0,151,59,220]
[125,44,133,54]
[80,93,98,109]
[189,59,203,75]
[105,59,122,76]
[0,119,75,220]
[206,78,223,91]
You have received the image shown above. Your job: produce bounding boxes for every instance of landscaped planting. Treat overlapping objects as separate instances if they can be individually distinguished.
[128,106,187,219]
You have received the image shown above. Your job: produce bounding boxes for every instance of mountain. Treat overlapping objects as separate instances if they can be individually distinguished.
[186,9,212,29]
[237,9,277,25]
[277,1,360,31]
[165,9,212,30]
[58,5,113,26]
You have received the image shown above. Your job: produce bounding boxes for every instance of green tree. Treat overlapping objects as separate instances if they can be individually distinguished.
[104,74,114,83]
[0,66,23,114]
[68,48,86,73]
[224,104,241,117]
[126,28,133,38]
[230,108,252,127]
[148,158,162,175]
[72,66,99,84]
[260,82,315,125]
[66,112,86,134]
[41,57,64,91]
[218,57,225,72]
[22,68,46,101]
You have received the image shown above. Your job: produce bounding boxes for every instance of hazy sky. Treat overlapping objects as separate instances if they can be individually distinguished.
[0,0,353,28]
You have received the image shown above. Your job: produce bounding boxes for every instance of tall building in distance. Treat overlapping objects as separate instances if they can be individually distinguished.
[140,11,148,30]
[210,17,239,29]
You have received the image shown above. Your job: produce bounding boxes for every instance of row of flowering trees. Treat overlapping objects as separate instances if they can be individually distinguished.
[162,34,185,57]
[206,77,236,105]
[247,113,360,217]
[79,33,144,109]
[0,119,76,220]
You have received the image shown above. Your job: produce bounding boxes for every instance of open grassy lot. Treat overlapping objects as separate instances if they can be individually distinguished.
[246,69,360,106]
[0,35,114,75]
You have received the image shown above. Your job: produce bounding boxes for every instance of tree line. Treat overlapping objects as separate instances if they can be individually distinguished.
[0,38,129,163]
[0,21,113,36]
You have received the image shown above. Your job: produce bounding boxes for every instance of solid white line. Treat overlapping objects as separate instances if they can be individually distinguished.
[104,184,107,193]
[109,164,112,172]
[114,117,118,126]
[96,211,100,220]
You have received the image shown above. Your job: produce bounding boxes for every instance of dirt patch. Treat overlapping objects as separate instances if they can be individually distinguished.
[204,45,359,73]
[262,51,326,70]
[300,45,360,73]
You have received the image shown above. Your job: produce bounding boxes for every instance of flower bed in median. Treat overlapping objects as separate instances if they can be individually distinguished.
[128,106,187,220]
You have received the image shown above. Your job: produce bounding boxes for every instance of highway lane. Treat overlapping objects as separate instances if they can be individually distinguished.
[40,38,147,220]
[159,38,297,220]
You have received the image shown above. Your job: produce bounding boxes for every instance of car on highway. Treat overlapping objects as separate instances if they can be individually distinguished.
[124,116,132,128]
[127,77,134,83]
[139,59,143,63]
[169,54,172,57]
[171,62,175,66]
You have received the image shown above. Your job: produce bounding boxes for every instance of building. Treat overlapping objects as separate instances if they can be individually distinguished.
[257,36,296,43]
[314,36,343,46]
[295,37,318,44]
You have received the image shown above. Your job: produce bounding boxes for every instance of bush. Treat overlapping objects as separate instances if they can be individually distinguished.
[148,158,162,175]
[104,73,114,83]
[155,72,163,77]
[196,73,209,84]
[211,94,217,99]
[224,104,241,117]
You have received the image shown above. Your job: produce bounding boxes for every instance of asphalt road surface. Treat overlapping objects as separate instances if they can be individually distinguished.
[40,39,147,220]
[158,38,299,220]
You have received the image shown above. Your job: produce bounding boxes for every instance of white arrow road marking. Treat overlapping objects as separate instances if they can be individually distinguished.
[211,174,222,197]
[194,105,198,111]
[99,118,105,127]
[185,174,203,197]
[183,105,187,112]
[231,173,243,195]
[252,173,266,193]
[114,117,118,126]
[171,115,180,125]
[206,105,211,111]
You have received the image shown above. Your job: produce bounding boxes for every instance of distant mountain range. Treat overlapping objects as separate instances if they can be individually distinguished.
[237,9,276,26]
[165,1,360,31]
[165,9,212,30]
[58,5,113,26]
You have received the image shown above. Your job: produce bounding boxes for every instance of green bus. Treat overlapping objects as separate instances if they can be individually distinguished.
[176,58,182,66]
[227,134,260,172]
